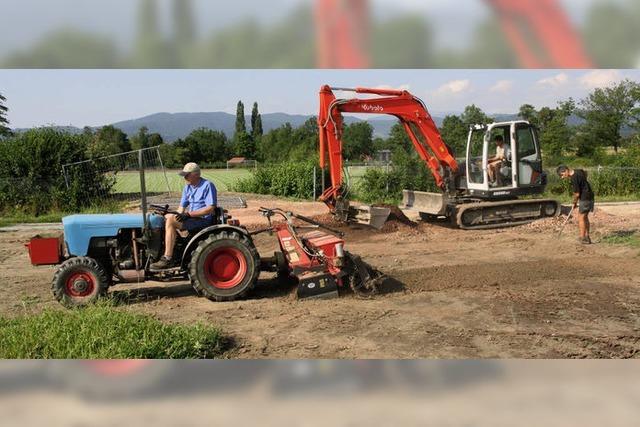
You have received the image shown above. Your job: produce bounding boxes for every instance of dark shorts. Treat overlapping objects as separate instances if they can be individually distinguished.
[578,199,594,214]
[182,217,213,231]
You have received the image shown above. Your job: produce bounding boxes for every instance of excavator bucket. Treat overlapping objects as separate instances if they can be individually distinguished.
[402,190,447,216]
[350,204,391,229]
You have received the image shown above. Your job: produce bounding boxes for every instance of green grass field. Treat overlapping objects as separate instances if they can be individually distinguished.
[113,169,252,194]
[0,302,225,358]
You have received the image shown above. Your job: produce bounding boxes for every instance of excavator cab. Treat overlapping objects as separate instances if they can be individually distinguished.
[464,121,547,198]
[403,119,558,229]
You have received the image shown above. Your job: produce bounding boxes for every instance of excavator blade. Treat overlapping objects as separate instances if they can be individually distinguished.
[402,190,447,216]
[349,204,391,229]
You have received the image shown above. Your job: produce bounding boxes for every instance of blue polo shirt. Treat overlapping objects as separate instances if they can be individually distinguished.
[180,178,217,220]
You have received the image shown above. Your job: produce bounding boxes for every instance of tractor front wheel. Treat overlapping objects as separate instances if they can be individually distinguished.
[189,231,260,301]
[52,257,110,308]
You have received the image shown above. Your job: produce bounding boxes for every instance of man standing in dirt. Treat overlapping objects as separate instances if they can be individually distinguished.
[557,165,594,244]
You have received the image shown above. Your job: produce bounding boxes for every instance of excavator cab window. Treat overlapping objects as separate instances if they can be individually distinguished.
[515,123,541,186]
[489,125,513,187]
[516,125,537,158]
[467,128,485,185]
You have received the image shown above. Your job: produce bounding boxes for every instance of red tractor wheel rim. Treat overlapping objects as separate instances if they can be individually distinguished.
[65,271,96,297]
[204,247,247,289]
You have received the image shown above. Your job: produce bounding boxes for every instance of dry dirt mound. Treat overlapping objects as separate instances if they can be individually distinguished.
[393,257,640,293]
[521,207,633,234]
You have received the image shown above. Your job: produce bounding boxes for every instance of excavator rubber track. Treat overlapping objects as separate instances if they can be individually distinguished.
[454,198,560,230]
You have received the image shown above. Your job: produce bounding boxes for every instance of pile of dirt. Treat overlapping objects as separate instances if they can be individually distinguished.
[521,216,567,233]
[379,205,419,234]
[590,208,636,229]
[522,207,632,234]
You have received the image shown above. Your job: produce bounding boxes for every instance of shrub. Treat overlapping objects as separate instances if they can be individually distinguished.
[545,166,640,199]
[0,303,225,359]
[234,160,319,199]
[356,167,402,204]
[0,128,111,215]
[356,150,439,204]
[589,168,640,197]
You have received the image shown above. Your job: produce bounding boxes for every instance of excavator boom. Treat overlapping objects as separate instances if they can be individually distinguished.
[318,85,458,226]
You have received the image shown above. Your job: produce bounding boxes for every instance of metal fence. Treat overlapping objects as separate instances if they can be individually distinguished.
[62,146,174,212]
[61,147,249,212]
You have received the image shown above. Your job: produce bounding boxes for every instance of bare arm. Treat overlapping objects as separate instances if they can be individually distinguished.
[187,205,215,218]
[572,192,580,208]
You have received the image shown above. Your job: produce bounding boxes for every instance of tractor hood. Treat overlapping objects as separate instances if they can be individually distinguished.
[63,214,164,256]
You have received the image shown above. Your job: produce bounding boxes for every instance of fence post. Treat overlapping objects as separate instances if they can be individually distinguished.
[62,166,70,189]
[386,161,390,193]
[156,146,174,198]
[138,149,148,227]
[313,166,317,200]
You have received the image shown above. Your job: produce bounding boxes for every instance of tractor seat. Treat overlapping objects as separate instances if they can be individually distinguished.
[212,206,226,225]
[176,210,222,241]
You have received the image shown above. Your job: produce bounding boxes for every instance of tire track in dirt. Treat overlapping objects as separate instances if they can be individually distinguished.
[388,258,640,293]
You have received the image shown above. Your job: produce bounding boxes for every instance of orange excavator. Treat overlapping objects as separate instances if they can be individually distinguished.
[315,0,592,68]
[318,85,560,229]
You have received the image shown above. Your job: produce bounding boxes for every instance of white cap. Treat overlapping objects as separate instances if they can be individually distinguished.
[178,162,201,177]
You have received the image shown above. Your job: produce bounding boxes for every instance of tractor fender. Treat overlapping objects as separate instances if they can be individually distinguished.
[180,225,252,268]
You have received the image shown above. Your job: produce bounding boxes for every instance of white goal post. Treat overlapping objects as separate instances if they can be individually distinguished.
[226,159,258,170]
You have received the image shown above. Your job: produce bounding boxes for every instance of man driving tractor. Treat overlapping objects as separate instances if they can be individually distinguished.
[150,162,217,269]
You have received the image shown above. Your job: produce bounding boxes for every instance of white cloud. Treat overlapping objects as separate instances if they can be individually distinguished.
[489,80,513,93]
[537,73,569,87]
[579,70,622,89]
[434,79,471,96]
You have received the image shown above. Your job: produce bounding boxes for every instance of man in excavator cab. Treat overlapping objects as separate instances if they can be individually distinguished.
[487,135,511,187]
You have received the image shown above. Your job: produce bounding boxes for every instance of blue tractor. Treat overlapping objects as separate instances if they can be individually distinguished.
[26,204,382,308]
[27,204,261,307]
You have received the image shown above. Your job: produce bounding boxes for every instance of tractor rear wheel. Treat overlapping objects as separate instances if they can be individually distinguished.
[189,231,260,301]
[52,257,110,308]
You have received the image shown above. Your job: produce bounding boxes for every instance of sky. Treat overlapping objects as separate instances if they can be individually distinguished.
[1,69,638,129]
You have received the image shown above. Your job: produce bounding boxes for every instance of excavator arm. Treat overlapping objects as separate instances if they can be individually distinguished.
[317,85,458,215]
[315,0,592,68]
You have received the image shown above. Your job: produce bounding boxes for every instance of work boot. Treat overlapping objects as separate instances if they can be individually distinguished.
[150,256,174,270]
[580,237,591,245]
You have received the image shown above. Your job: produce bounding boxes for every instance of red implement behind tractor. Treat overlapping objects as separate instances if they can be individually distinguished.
[254,207,382,298]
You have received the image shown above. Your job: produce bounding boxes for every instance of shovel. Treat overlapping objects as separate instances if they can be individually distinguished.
[557,205,575,239]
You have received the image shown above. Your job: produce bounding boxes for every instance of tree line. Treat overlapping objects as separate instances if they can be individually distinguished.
[0,79,639,215]
[2,79,639,171]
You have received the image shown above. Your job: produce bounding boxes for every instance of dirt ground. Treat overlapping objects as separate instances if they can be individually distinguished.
[1,195,640,358]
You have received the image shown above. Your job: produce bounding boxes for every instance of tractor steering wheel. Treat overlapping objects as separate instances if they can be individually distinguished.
[149,204,180,216]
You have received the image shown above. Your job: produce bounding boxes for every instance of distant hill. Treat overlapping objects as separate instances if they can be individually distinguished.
[109,112,409,142]
[18,110,633,142]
